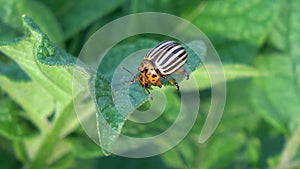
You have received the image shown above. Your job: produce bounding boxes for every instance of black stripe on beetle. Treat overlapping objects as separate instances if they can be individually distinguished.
[126,41,189,94]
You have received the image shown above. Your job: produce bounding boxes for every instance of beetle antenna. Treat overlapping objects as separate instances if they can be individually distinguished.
[121,66,138,83]
[122,67,135,76]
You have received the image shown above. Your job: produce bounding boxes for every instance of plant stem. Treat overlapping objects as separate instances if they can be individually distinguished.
[276,125,300,169]
[27,102,74,169]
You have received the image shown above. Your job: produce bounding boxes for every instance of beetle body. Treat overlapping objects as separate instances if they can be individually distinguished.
[124,41,189,94]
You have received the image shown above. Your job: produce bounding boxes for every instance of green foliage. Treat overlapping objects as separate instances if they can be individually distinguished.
[0,0,64,45]
[0,0,299,169]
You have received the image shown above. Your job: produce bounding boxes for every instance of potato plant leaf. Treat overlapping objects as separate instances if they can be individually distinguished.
[0,0,64,45]
[252,0,300,133]
[190,0,284,45]
[0,15,76,105]
[0,62,55,133]
[252,54,300,133]
[94,40,203,154]
[0,16,89,167]
[41,0,127,38]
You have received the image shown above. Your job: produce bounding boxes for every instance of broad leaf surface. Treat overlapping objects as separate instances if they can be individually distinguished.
[0,16,76,105]
[41,0,127,38]
[252,0,300,133]
[252,55,300,133]
[0,0,63,45]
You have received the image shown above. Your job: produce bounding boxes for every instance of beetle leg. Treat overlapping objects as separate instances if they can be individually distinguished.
[176,68,189,80]
[132,68,140,82]
[145,88,151,94]
[156,79,162,88]
[165,76,180,90]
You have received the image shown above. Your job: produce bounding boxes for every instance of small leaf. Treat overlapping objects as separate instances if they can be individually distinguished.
[0,90,40,142]
[0,95,19,140]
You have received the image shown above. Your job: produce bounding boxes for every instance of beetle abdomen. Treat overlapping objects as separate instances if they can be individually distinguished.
[144,41,188,75]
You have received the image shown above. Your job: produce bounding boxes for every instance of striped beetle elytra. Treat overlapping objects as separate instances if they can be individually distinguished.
[123,41,189,94]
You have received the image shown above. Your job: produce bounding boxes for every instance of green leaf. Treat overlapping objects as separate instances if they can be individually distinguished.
[94,73,134,154]
[129,0,180,14]
[270,0,300,55]
[189,0,283,45]
[41,0,127,38]
[161,138,198,169]
[183,64,262,92]
[0,22,21,43]
[0,0,64,45]
[202,132,246,169]
[48,153,74,169]
[95,40,202,154]
[95,155,168,169]
[0,62,55,129]
[183,79,263,169]
[251,54,300,133]
[13,140,28,163]
[0,15,86,168]
[0,95,24,140]
[0,15,77,105]
[0,139,21,169]
[245,138,261,166]
[211,37,258,64]
[66,136,103,159]
[220,79,263,133]
[179,0,284,64]
[253,0,300,133]
[121,88,182,138]
[128,0,277,63]
[162,119,248,169]
[0,90,41,142]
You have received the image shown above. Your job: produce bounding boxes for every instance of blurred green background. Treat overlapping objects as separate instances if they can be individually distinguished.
[0,0,300,169]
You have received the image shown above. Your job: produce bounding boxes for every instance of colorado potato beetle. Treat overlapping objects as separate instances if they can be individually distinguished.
[124,41,189,94]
